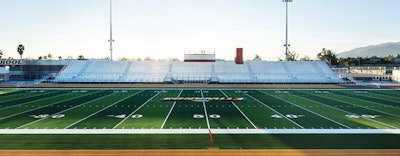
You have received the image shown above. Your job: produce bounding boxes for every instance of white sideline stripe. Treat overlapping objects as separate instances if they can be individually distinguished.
[64,90,144,129]
[244,92,305,129]
[112,90,162,129]
[0,129,399,134]
[261,91,351,129]
[294,92,399,129]
[220,90,257,129]
[201,90,211,130]
[17,91,107,129]
[160,90,183,129]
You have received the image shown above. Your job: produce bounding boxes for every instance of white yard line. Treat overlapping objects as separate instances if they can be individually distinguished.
[293,93,399,129]
[112,90,162,129]
[0,128,399,134]
[201,90,211,130]
[244,92,305,129]
[160,90,183,129]
[65,90,144,129]
[220,90,257,129]
[261,91,351,129]
[332,92,400,110]
[0,91,52,104]
[0,91,95,121]
[16,91,107,129]
[344,91,400,105]
[311,92,400,119]
[0,91,68,111]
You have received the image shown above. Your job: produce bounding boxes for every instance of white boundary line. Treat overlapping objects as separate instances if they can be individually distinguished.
[0,129,399,134]
[160,90,183,129]
[112,90,162,129]
[220,90,257,129]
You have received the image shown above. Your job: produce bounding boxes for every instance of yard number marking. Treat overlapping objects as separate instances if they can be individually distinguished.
[29,114,65,119]
[271,114,304,119]
[346,114,380,119]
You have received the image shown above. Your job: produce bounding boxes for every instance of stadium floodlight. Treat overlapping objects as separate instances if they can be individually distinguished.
[108,0,114,61]
[282,0,292,61]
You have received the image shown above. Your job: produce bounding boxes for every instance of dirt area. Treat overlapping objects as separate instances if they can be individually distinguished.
[1,149,399,156]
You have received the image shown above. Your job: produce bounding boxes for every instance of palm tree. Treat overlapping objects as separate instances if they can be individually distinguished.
[0,50,3,59]
[17,44,25,59]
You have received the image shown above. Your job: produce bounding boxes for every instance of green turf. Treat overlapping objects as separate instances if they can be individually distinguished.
[0,88,398,150]
[0,134,398,149]
[20,91,137,129]
[116,90,181,129]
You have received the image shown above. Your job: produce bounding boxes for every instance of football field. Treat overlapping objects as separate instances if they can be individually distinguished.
[0,88,399,149]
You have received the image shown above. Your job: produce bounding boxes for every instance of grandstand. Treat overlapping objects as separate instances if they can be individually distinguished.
[49,60,343,84]
[0,58,347,84]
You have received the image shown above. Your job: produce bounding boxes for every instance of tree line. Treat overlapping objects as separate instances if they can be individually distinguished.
[1,44,399,66]
[268,48,400,67]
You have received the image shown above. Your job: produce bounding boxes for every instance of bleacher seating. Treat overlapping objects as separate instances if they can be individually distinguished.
[170,62,212,82]
[53,60,343,84]
[214,62,253,83]
[125,62,170,83]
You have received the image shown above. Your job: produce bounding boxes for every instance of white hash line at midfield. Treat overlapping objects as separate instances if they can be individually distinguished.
[219,90,257,129]
[292,93,398,129]
[16,91,107,129]
[112,90,162,129]
[201,90,211,130]
[64,90,144,129]
[261,91,351,129]
[0,91,95,121]
[160,90,183,129]
[244,92,305,129]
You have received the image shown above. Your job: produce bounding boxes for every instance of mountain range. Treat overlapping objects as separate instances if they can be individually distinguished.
[337,42,400,58]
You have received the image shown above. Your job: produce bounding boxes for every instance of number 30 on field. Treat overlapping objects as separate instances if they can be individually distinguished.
[271,114,304,119]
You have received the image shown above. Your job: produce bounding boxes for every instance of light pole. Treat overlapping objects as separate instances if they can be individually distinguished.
[283,0,292,61]
[108,0,114,61]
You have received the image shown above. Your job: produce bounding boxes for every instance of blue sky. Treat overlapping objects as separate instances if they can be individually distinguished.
[0,0,399,60]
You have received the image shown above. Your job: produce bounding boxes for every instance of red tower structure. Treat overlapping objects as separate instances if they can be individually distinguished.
[235,48,243,64]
